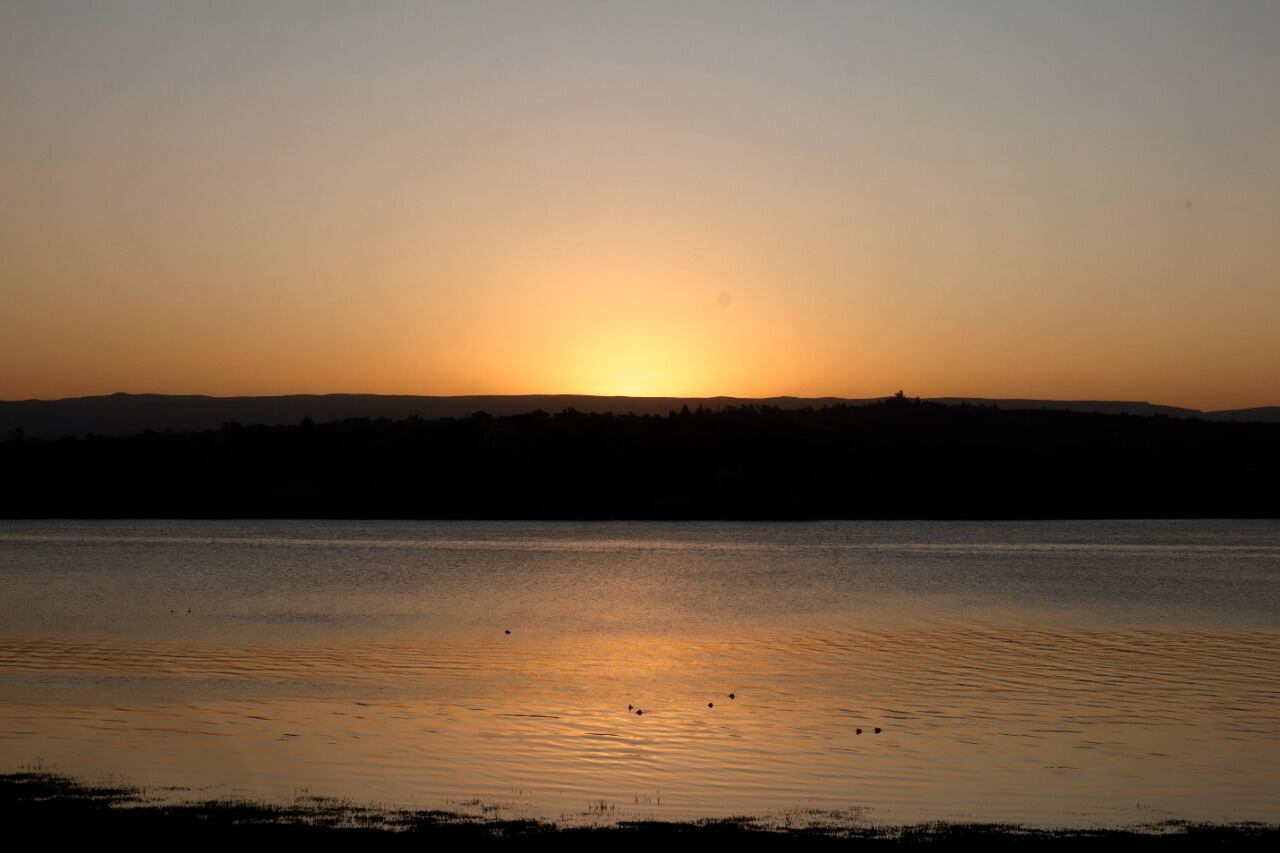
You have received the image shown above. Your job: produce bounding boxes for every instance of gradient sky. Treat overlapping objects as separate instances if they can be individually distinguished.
[2,1,1278,409]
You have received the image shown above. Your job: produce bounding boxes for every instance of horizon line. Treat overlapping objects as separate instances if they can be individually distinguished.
[3,390,1277,414]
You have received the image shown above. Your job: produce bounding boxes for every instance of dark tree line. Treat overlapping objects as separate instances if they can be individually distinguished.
[2,398,1277,518]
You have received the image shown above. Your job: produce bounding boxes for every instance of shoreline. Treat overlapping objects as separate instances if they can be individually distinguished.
[7,402,1279,520]
[4,773,1276,849]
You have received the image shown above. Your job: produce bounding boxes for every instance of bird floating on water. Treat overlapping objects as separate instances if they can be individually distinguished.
[729,693,735,699]
[708,702,714,708]
[856,728,862,735]
[875,727,882,734]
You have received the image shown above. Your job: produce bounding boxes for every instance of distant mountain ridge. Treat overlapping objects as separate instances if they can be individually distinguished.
[2,392,1278,438]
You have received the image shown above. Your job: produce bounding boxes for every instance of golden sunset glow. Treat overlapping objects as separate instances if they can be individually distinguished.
[2,3,1279,409]
[5,5,1280,843]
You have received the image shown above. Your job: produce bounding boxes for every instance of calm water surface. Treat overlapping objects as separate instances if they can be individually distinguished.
[0,520,1277,826]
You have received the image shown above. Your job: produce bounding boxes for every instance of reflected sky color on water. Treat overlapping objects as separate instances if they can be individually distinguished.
[1,520,1277,826]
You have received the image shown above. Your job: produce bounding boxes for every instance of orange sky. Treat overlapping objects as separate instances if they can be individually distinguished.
[2,3,1278,410]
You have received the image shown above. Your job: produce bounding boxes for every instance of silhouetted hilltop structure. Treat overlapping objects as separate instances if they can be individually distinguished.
[4,397,1277,519]
[2,392,1278,439]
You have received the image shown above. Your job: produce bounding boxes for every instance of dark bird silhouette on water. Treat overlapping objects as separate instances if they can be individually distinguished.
[729,693,735,699]
[875,727,881,734]
[628,705,633,711]
[856,728,862,735]
[708,702,714,708]
[635,709,644,715]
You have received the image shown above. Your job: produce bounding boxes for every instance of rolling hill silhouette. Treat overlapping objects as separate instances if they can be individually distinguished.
[3,392,1277,439]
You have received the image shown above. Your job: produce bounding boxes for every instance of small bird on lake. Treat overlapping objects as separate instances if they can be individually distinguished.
[875,727,882,734]
[628,705,633,711]
[635,709,643,715]
[856,728,862,735]
[708,702,714,708]
[504,630,511,635]
[729,693,735,699]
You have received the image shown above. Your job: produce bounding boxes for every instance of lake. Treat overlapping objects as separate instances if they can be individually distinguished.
[0,519,1277,827]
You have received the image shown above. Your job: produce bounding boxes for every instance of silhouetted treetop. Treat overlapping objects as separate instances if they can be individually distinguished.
[2,399,1277,519]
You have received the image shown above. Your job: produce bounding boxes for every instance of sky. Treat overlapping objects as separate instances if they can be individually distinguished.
[2,1,1278,409]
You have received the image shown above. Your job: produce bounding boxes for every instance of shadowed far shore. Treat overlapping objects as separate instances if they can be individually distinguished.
[3,396,1279,519]
[2,392,1280,440]
[3,773,1277,850]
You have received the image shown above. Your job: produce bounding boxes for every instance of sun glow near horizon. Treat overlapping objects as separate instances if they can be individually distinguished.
[2,2,1279,410]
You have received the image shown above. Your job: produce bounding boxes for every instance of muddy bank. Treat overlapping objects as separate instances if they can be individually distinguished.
[3,773,1277,849]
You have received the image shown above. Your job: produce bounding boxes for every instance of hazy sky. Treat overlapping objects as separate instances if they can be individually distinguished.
[2,1,1278,408]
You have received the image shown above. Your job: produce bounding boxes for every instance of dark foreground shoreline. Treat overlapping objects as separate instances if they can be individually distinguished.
[4,774,1276,850]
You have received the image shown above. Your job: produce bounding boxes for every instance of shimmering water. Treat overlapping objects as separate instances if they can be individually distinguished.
[1,520,1277,826]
